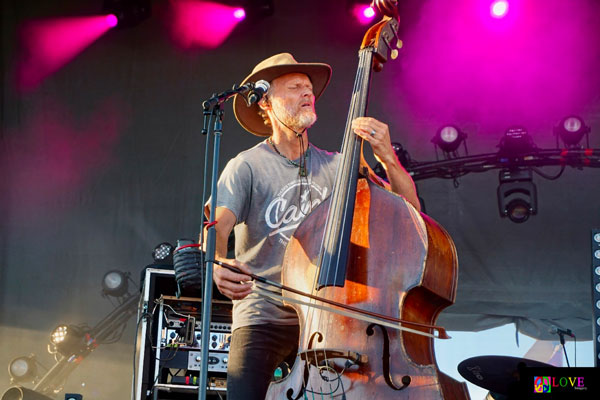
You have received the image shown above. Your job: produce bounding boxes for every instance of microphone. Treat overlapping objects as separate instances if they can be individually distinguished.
[202,81,259,109]
[246,80,270,106]
[236,81,255,94]
[549,325,575,338]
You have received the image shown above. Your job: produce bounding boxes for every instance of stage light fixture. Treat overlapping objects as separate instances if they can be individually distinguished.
[497,168,537,223]
[490,0,509,18]
[555,116,590,148]
[347,1,378,24]
[432,125,467,157]
[105,14,118,28]
[8,356,38,384]
[102,0,151,29]
[233,8,246,20]
[50,325,87,356]
[363,6,376,18]
[102,270,129,297]
[497,126,536,157]
[153,242,174,264]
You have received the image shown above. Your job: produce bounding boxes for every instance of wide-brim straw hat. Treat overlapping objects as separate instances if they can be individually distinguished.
[233,53,332,136]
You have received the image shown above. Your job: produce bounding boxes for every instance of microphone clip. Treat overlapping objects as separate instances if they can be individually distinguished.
[244,80,270,107]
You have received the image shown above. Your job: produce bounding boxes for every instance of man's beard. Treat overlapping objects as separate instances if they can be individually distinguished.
[271,98,317,132]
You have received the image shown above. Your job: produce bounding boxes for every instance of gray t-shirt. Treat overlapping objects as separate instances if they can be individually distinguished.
[214,140,339,331]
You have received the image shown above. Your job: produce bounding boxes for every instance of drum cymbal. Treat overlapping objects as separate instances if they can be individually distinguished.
[457,355,554,395]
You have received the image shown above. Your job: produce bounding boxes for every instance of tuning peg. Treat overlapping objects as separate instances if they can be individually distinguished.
[382,34,401,60]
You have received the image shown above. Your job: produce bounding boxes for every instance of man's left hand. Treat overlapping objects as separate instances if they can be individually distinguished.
[352,117,396,166]
[351,116,421,211]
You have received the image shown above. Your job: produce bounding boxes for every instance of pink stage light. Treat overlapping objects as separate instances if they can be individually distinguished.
[16,15,116,92]
[233,8,246,20]
[491,1,509,18]
[364,6,376,18]
[168,0,246,49]
[384,0,600,146]
[353,4,376,25]
[106,14,119,28]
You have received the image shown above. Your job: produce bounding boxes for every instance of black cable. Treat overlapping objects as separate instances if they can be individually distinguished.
[297,134,312,216]
[98,323,128,344]
[105,295,118,308]
[155,344,181,362]
[531,165,566,180]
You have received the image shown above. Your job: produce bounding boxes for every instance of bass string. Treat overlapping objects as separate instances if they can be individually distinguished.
[322,49,372,293]
[302,48,374,396]
[301,71,358,395]
[321,48,372,287]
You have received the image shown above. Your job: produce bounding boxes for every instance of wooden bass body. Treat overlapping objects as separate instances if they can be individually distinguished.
[266,178,470,399]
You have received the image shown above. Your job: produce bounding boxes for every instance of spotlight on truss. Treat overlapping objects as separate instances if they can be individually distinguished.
[233,8,246,20]
[555,115,590,148]
[497,126,537,157]
[348,1,377,25]
[497,168,537,223]
[153,242,175,264]
[8,355,38,384]
[102,270,129,297]
[490,0,509,18]
[50,325,89,357]
[432,125,468,159]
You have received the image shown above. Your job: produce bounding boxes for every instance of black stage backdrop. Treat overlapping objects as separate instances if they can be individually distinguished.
[2,0,600,398]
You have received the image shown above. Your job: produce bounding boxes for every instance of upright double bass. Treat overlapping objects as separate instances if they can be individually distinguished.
[265,1,471,399]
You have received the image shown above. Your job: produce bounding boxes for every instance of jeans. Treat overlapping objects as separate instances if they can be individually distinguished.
[226,324,299,400]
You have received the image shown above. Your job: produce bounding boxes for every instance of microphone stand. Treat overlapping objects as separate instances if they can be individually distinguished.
[197,85,244,400]
[550,327,574,368]
[557,331,570,367]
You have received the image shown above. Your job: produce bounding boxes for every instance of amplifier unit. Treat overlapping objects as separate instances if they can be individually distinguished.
[160,319,232,372]
[134,268,232,399]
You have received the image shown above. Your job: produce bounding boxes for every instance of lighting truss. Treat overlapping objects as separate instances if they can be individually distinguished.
[400,148,600,182]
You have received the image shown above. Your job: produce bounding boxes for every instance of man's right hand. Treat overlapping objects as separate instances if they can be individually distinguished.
[213,257,253,300]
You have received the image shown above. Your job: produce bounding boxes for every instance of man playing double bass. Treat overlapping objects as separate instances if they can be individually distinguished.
[206,53,420,399]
